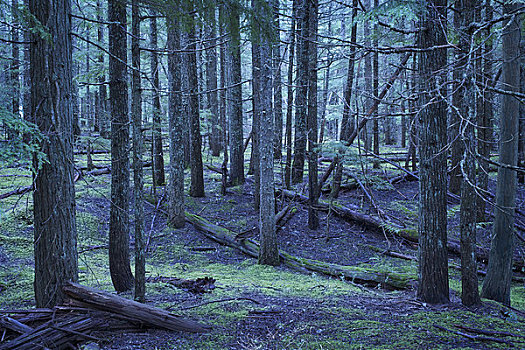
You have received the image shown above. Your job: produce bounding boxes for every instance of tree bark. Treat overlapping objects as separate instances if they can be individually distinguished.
[30,0,78,307]
[167,15,185,229]
[456,0,480,307]
[416,0,449,304]
[283,0,297,189]
[108,0,134,292]
[226,2,244,186]
[291,0,309,185]
[272,0,283,160]
[185,2,205,198]
[205,1,221,157]
[306,0,319,229]
[150,11,165,187]
[131,0,145,303]
[481,3,520,306]
[253,0,279,266]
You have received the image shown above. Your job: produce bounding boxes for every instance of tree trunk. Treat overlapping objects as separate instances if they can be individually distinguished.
[481,3,520,306]
[291,0,309,185]
[306,0,319,229]
[416,0,449,304]
[226,2,244,186]
[131,0,145,303]
[457,0,480,307]
[10,0,19,141]
[97,0,108,138]
[205,1,221,157]
[253,0,279,266]
[167,15,185,229]
[272,0,283,160]
[30,0,78,307]
[108,0,133,292]
[251,38,261,211]
[186,3,205,198]
[150,12,165,187]
[219,4,228,192]
[372,0,379,170]
[518,23,525,184]
[283,0,297,189]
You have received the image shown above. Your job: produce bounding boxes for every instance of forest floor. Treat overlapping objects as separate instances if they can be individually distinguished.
[1,145,525,349]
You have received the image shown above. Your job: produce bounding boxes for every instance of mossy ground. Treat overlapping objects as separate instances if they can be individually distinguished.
[1,151,524,350]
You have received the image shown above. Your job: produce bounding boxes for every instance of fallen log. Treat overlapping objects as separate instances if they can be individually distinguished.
[279,189,525,273]
[62,282,210,333]
[185,212,413,290]
[0,185,32,200]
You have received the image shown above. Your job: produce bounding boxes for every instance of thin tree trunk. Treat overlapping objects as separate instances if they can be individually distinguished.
[96,0,108,138]
[186,3,205,198]
[10,0,19,140]
[481,3,520,306]
[372,0,379,169]
[284,0,297,189]
[167,16,185,228]
[205,1,221,157]
[30,0,78,307]
[291,0,309,185]
[252,38,261,211]
[306,0,319,229]
[131,0,145,302]
[457,0,480,307]
[108,0,133,292]
[226,2,244,186]
[416,0,449,304]
[272,0,283,160]
[151,12,165,187]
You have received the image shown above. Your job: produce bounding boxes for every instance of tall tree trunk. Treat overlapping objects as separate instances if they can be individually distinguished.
[30,0,78,307]
[306,0,319,229]
[96,0,108,138]
[185,1,205,198]
[151,12,165,187]
[131,0,145,303]
[272,0,283,160]
[372,0,379,169]
[283,0,297,189]
[254,0,279,266]
[251,36,261,211]
[108,0,133,292]
[457,0,480,307]
[10,0,19,140]
[518,24,525,184]
[291,0,309,185]
[22,0,30,122]
[167,15,185,229]
[219,3,228,191]
[205,1,221,157]
[481,3,520,306]
[416,0,449,304]
[226,2,244,186]
[331,0,357,199]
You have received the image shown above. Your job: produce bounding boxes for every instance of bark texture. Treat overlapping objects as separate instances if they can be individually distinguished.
[481,3,520,306]
[108,0,134,292]
[167,16,185,228]
[30,0,78,307]
[416,0,449,304]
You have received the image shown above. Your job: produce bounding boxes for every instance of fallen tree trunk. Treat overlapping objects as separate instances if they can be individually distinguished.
[0,185,32,200]
[62,282,209,333]
[279,189,525,273]
[185,212,413,290]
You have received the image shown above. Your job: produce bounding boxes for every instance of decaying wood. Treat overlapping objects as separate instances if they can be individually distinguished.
[453,324,525,340]
[185,212,413,290]
[0,185,33,200]
[62,282,209,333]
[0,316,33,335]
[146,276,216,294]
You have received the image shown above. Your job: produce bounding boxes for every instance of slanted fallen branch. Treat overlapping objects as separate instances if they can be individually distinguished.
[185,212,413,290]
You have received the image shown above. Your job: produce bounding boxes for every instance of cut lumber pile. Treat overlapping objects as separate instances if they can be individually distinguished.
[0,282,209,349]
[185,212,413,290]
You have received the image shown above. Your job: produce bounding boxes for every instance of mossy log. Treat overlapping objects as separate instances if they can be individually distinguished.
[185,213,413,290]
[279,190,525,274]
[62,282,210,333]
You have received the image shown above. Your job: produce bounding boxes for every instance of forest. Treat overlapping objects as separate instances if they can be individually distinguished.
[0,0,524,348]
